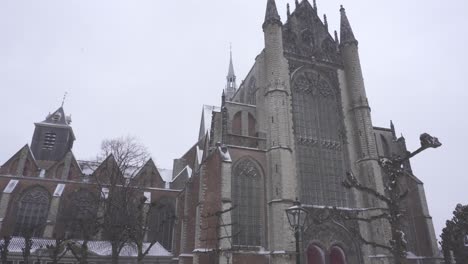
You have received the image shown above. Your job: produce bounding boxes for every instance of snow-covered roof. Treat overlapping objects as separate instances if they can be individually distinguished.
[157,168,173,182]
[203,105,221,133]
[78,160,100,176]
[5,237,171,257]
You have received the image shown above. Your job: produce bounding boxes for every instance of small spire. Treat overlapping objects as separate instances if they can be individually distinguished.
[313,0,318,13]
[390,120,396,139]
[295,0,299,7]
[323,14,328,30]
[334,30,339,44]
[340,5,358,46]
[287,3,291,18]
[228,43,235,77]
[263,0,282,28]
[225,46,237,100]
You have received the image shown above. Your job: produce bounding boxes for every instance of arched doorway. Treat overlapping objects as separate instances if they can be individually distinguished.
[330,246,347,264]
[307,244,325,264]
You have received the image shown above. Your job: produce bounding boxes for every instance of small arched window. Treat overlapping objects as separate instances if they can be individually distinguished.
[307,244,325,264]
[149,197,175,251]
[330,246,347,264]
[14,187,50,237]
[232,158,264,246]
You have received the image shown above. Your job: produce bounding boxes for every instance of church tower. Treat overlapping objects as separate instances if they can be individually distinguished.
[30,107,75,162]
[225,48,237,101]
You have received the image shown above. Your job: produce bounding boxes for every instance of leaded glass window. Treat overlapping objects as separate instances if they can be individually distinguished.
[232,158,263,246]
[291,70,349,207]
[14,187,50,236]
[149,197,175,251]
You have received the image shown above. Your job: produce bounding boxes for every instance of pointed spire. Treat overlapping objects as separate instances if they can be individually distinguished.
[287,3,291,18]
[340,5,358,46]
[225,46,237,100]
[334,30,339,44]
[263,0,282,28]
[228,44,235,78]
[313,0,318,13]
[295,0,299,7]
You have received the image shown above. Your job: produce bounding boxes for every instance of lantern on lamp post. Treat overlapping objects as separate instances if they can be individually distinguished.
[286,198,308,264]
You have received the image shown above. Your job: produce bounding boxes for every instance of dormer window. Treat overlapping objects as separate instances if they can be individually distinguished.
[52,112,61,122]
[43,132,57,150]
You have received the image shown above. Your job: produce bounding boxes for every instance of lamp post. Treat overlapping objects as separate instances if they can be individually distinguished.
[286,198,308,264]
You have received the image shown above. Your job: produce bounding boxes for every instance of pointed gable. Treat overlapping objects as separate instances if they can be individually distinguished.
[0,145,39,177]
[92,155,124,184]
[133,159,165,188]
[46,151,83,181]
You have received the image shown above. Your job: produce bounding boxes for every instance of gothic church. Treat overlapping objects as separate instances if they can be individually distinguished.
[0,1,441,264]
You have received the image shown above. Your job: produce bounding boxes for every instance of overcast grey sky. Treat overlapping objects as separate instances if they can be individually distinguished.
[1,0,467,241]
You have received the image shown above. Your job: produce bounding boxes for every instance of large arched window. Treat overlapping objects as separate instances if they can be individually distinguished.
[291,70,349,207]
[330,246,347,264]
[149,197,175,251]
[232,158,264,246]
[14,187,50,237]
[307,244,325,264]
[63,189,98,239]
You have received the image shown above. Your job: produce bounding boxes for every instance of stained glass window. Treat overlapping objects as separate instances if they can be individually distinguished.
[291,70,349,207]
[14,187,50,237]
[232,158,263,246]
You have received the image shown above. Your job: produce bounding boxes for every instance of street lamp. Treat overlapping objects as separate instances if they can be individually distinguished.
[286,198,308,264]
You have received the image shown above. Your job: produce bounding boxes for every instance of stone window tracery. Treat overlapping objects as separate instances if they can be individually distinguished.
[232,158,263,246]
[14,187,50,237]
[291,70,349,207]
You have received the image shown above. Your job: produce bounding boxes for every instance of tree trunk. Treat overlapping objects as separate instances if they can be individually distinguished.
[111,245,119,264]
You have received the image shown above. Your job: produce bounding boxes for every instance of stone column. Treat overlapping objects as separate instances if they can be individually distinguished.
[43,184,65,238]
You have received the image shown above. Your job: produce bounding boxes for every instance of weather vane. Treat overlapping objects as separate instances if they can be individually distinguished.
[61,92,68,107]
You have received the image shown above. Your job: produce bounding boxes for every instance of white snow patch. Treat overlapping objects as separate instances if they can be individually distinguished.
[3,180,19,194]
[53,184,66,197]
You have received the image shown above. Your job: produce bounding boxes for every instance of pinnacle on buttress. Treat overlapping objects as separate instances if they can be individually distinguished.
[287,3,291,18]
[263,0,282,28]
[340,5,358,46]
[323,14,328,30]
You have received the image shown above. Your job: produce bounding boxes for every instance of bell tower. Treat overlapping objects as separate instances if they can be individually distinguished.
[30,107,75,161]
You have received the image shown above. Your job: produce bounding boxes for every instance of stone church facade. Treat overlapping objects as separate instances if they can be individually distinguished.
[171,1,440,264]
[0,1,441,264]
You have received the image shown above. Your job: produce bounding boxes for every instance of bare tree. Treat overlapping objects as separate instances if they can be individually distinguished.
[95,136,151,264]
[44,237,68,264]
[440,204,468,264]
[0,236,11,264]
[341,133,441,264]
[21,229,33,264]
